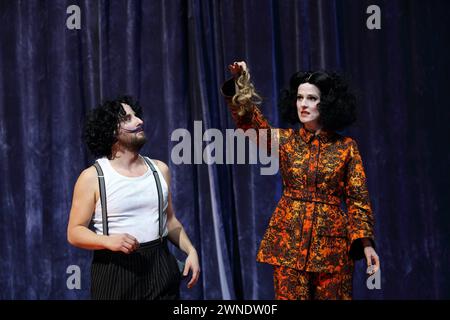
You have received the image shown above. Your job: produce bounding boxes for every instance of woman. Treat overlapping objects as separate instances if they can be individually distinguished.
[221,61,380,300]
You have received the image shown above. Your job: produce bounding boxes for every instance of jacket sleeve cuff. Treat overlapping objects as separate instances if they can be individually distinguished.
[348,232,375,260]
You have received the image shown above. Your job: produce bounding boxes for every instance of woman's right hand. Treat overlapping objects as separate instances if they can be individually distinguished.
[228,61,248,78]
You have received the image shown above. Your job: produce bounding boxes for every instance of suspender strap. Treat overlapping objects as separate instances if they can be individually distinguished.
[143,157,164,240]
[93,161,109,236]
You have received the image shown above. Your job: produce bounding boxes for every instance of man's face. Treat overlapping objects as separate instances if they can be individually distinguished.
[116,103,147,152]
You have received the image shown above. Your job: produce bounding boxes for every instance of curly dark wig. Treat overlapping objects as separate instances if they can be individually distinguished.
[84,96,143,159]
[278,71,356,131]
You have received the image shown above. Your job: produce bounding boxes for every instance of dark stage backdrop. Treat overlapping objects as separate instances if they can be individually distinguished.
[1,0,449,299]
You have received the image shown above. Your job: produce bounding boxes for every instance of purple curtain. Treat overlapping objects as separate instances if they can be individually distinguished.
[1,0,449,299]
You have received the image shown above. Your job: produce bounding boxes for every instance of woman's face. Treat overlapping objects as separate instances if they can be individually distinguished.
[297,83,321,128]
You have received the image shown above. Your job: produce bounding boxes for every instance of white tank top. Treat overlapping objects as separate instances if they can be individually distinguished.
[92,156,169,243]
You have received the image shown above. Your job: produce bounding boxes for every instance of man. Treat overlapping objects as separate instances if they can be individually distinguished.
[67,96,200,300]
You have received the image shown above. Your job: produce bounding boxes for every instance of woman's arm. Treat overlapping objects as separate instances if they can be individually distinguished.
[221,61,280,149]
[344,139,380,274]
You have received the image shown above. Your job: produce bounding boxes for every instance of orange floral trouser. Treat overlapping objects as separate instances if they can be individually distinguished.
[273,265,353,300]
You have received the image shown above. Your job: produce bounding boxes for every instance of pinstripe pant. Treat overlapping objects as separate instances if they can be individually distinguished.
[91,237,181,300]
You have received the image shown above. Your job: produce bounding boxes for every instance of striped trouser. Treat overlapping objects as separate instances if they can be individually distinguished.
[91,237,181,300]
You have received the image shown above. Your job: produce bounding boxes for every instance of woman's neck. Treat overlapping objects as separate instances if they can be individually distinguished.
[304,122,323,135]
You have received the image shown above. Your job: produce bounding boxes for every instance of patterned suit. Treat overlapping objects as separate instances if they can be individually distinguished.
[222,79,375,299]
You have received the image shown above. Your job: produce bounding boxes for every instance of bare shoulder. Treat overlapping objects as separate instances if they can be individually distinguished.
[151,159,170,173]
[75,166,98,192]
[151,159,171,185]
[80,165,98,180]
[69,166,99,225]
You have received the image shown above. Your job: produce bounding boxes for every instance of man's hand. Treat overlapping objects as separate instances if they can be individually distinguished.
[182,249,201,289]
[104,233,140,254]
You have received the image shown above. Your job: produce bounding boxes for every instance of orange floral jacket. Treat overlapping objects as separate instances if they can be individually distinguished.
[222,79,375,273]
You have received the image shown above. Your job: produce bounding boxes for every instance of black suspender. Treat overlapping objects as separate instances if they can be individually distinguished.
[93,157,165,239]
[142,157,165,241]
[93,162,109,236]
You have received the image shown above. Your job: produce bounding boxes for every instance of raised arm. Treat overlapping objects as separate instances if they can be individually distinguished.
[221,61,280,149]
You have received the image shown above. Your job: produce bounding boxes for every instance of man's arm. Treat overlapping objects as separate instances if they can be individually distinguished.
[154,160,200,288]
[154,160,196,255]
[67,166,139,253]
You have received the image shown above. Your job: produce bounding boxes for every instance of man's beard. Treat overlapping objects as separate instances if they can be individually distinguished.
[121,133,147,153]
